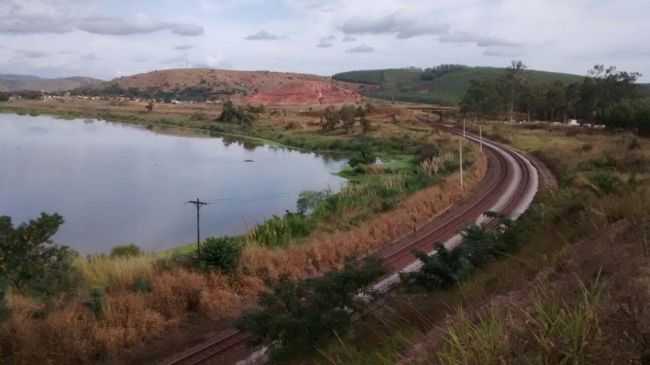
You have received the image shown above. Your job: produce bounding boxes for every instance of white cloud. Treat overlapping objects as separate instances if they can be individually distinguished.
[341,11,449,39]
[347,44,375,53]
[244,30,282,41]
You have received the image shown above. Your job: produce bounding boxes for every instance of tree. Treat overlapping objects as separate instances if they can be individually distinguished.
[217,100,256,128]
[505,60,527,122]
[339,105,357,133]
[0,213,78,296]
[197,236,242,272]
[237,258,385,360]
[0,92,9,102]
[110,243,142,258]
[321,106,340,131]
[145,101,154,112]
[460,79,505,118]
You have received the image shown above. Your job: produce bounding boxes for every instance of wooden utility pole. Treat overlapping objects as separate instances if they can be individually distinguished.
[187,198,209,255]
[459,138,464,190]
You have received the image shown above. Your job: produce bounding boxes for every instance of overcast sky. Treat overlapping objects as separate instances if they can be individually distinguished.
[1,0,648,81]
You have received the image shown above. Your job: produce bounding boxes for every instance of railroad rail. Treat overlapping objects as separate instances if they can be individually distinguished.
[162,121,541,365]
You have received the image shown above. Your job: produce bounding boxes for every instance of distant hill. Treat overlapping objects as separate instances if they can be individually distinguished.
[90,68,362,105]
[333,66,586,105]
[0,74,103,93]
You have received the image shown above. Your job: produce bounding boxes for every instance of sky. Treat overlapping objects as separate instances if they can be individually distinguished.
[0,0,648,81]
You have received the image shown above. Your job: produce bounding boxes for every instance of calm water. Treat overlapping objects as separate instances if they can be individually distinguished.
[0,114,346,253]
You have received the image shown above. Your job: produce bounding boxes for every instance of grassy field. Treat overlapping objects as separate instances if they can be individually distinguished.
[297,123,650,365]
[334,66,586,105]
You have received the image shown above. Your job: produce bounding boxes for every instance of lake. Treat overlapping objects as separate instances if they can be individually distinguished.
[0,113,346,253]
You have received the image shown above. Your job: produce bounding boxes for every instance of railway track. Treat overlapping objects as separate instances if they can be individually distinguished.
[162,123,540,365]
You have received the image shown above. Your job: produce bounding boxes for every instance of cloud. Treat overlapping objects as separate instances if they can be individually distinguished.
[175,44,194,51]
[16,49,48,58]
[317,35,336,48]
[341,11,449,39]
[346,44,375,53]
[80,53,98,61]
[342,35,356,42]
[440,32,521,48]
[0,6,203,37]
[76,17,203,36]
[483,47,525,58]
[0,15,73,34]
[245,30,281,41]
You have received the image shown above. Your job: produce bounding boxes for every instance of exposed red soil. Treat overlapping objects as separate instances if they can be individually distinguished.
[110,68,363,106]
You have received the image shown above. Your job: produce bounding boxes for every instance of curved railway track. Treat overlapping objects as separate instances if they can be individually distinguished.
[162,123,540,365]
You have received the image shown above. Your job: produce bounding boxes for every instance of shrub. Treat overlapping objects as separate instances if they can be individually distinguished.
[190,112,208,121]
[197,236,242,272]
[404,216,529,292]
[0,277,8,320]
[237,258,385,360]
[0,213,79,297]
[348,148,377,168]
[217,101,256,128]
[402,245,474,291]
[84,287,105,318]
[589,171,621,195]
[110,243,142,258]
[252,212,313,247]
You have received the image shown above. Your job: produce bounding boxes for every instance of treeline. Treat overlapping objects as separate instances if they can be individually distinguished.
[461,62,650,135]
[420,64,468,81]
[70,83,243,103]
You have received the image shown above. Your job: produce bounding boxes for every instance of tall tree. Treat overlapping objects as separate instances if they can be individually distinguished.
[505,60,527,122]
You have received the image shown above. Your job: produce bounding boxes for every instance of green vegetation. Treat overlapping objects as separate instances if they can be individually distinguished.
[402,215,528,292]
[301,123,650,365]
[334,66,583,105]
[110,243,142,258]
[196,236,242,272]
[237,258,385,361]
[0,213,79,298]
[217,100,257,128]
[460,63,649,135]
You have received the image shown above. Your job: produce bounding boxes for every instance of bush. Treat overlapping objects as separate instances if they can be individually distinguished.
[402,245,474,291]
[84,287,105,318]
[0,213,79,297]
[0,277,8,321]
[237,258,385,360]
[197,236,242,272]
[348,148,377,168]
[589,171,621,195]
[252,212,313,247]
[217,101,257,128]
[404,216,529,292]
[110,243,142,258]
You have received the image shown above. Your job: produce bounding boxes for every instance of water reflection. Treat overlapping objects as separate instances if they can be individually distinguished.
[0,113,346,253]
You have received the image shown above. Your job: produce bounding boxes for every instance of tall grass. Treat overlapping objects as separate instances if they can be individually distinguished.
[74,255,157,290]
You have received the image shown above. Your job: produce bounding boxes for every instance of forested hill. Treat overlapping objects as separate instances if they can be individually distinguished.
[333,66,586,105]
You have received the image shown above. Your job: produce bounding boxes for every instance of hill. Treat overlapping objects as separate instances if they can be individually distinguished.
[0,74,103,92]
[333,66,586,105]
[98,68,362,105]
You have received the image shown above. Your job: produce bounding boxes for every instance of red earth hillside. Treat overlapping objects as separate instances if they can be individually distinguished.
[109,68,363,105]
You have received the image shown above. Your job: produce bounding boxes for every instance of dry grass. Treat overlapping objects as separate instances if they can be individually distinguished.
[74,255,157,290]
[240,152,487,281]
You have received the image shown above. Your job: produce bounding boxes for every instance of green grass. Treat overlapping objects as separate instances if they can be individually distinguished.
[334,66,585,105]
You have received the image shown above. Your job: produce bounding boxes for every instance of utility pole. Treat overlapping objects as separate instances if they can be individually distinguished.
[187,198,209,255]
[459,138,464,190]
[463,119,466,137]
